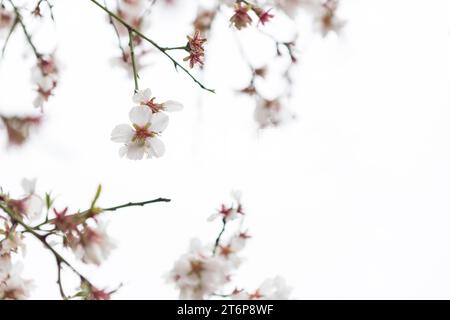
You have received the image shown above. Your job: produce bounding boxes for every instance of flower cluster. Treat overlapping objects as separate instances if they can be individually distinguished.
[168,192,292,300]
[31,54,60,110]
[238,51,296,129]
[0,115,42,146]
[0,226,31,300]
[184,30,207,69]
[111,88,182,160]
[253,96,295,129]
[52,207,116,266]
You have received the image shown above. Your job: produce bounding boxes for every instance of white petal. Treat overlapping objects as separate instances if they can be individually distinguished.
[150,112,169,132]
[231,190,242,203]
[148,137,165,158]
[111,124,134,143]
[33,95,44,108]
[207,213,219,222]
[129,106,151,127]
[25,195,44,221]
[119,145,128,157]
[21,178,37,194]
[163,100,183,112]
[126,142,145,160]
[132,88,152,104]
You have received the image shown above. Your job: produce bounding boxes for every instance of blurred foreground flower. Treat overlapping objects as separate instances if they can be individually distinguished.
[0,115,42,146]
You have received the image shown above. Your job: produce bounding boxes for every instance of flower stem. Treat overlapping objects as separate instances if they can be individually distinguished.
[128,28,139,93]
[212,217,227,255]
[8,0,42,59]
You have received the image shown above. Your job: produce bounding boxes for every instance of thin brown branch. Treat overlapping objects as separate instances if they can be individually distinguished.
[88,0,215,93]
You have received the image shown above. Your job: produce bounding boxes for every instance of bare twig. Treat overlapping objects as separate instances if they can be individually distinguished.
[8,0,42,59]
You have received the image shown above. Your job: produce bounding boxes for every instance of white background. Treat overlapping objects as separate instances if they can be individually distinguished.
[2,0,450,299]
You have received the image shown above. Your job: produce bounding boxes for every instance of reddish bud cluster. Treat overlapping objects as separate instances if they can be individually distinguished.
[184,30,207,69]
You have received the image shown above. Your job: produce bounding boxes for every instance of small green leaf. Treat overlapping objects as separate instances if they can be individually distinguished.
[90,184,102,209]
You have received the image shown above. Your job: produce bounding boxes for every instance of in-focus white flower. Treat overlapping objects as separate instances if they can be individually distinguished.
[168,239,230,300]
[75,223,116,266]
[133,88,183,113]
[111,106,169,160]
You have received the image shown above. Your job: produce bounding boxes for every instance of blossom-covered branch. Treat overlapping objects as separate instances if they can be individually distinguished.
[0,179,170,299]
[1,0,59,110]
[168,191,292,300]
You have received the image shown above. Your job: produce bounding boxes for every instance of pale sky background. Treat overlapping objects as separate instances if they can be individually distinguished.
[2,0,450,299]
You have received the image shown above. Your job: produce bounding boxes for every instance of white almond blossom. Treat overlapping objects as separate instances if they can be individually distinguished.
[232,276,292,300]
[208,190,243,222]
[254,97,295,128]
[31,55,59,109]
[75,222,116,266]
[111,105,169,160]
[313,0,345,37]
[133,88,183,113]
[168,239,230,300]
[216,233,249,269]
[5,178,43,221]
[0,231,26,256]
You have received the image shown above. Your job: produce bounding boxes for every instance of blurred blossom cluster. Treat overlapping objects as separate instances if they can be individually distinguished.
[0,179,155,300]
[168,191,292,300]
